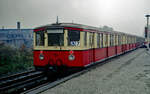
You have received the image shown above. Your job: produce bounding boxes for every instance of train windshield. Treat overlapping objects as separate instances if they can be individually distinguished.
[68,30,80,46]
[47,29,64,46]
[36,31,44,46]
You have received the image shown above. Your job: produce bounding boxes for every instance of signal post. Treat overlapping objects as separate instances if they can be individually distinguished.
[145,15,150,49]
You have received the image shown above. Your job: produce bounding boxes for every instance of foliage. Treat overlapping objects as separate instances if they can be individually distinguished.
[0,44,33,76]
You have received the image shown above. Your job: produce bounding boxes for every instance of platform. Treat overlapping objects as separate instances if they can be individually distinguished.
[41,48,150,94]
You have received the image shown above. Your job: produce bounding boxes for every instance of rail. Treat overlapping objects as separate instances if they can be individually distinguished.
[0,69,45,94]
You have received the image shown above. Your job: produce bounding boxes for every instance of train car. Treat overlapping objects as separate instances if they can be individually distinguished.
[33,23,144,72]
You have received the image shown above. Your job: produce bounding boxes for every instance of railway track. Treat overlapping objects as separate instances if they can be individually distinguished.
[0,49,138,94]
[22,49,137,94]
[0,69,46,94]
[22,57,114,94]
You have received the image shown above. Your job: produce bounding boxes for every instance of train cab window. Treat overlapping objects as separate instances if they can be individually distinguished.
[47,29,64,46]
[68,30,80,46]
[36,31,44,46]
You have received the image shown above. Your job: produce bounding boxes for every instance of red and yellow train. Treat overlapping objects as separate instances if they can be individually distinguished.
[33,23,144,72]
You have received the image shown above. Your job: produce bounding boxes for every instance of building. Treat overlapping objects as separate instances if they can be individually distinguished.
[0,22,33,48]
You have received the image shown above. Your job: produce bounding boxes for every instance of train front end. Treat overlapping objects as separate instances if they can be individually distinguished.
[33,24,87,72]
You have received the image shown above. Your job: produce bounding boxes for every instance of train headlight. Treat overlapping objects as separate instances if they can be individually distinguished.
[39,54,44,60]
[68,54,75,61]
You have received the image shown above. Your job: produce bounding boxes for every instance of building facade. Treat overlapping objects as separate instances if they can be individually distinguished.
[0,29,33,48]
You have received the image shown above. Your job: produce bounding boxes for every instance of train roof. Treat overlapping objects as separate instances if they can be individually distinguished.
[34,23,144,38]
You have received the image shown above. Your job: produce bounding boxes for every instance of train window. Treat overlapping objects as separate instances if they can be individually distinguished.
[116,35,118,46]
[132,37,134,43]
[115,35,117,46]
[99,34,101,48]
[112,35,114,46]
[103,34,106,47]
[97,34,100,48]
[114,35,116,46]
[101,33,103,48]
[109,34,110,46]
[107,34,110,47]
[36,31,44,46]
[121,36,123,45]
[89,34,91,47]
[127,36,129,44]
[89,33,94,47]
[84,32,87,46]
[68,30,80,46]
[118,35,121,45]
[129,37,130,44]
[47,29,64,46]
[105,34,107,47]
[122,36,124,44]
[89,33,92,47]
[110,34,112,46]
[125,36,127,44]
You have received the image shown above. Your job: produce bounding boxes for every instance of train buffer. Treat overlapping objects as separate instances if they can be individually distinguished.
[40,48,150,94]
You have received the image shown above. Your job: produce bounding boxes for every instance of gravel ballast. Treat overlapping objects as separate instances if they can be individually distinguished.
[41,48,150,94]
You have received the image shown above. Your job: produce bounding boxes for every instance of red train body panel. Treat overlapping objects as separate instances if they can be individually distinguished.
[94,48,107,62]
[33,44,139,68]
[108,46,116,57]
[34,50,85,67]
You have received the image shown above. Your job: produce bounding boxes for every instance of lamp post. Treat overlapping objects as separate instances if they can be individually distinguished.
[145,15,150,49]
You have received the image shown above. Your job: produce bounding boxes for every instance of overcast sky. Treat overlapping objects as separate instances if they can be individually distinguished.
[0,0,150,36]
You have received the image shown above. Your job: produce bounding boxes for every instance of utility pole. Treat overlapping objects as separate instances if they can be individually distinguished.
[145,15,150,49]
[56,16,59,24]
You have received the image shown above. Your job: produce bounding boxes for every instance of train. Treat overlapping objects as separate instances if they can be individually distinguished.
[33,23,145,73]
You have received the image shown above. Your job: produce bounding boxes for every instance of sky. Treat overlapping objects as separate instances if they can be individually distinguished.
[0,0,150,36]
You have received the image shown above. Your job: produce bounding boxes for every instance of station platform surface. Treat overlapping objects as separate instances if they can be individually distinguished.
[41,48,150,94]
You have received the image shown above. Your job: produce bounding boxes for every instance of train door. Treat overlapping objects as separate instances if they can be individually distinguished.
[89,32,94,63]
